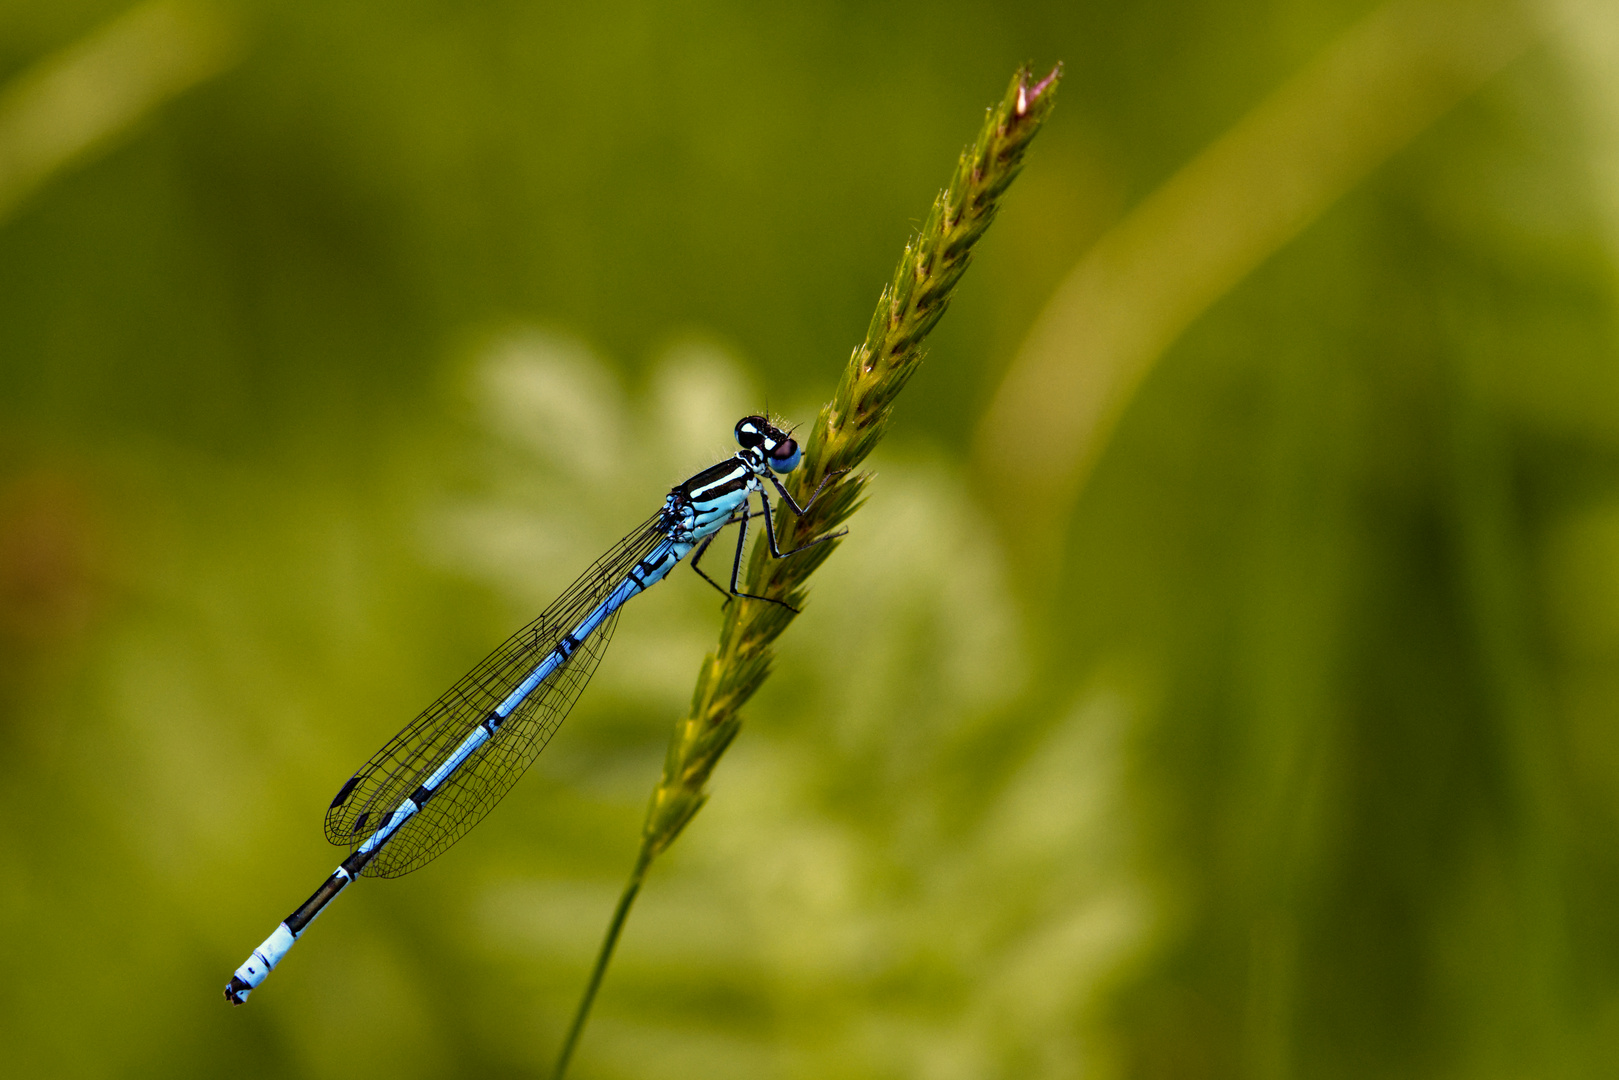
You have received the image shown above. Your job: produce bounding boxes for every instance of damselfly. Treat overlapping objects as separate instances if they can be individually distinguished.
[225,415,840,1005]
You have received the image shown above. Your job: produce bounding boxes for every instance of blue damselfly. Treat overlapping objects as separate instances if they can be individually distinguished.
[225,415,839,1005]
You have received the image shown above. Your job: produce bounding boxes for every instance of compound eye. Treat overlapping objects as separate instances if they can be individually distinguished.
[735,418,765,449]
[767,438,801,473]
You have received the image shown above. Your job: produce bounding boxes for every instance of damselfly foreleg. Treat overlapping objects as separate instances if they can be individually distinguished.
[765,467,847,517]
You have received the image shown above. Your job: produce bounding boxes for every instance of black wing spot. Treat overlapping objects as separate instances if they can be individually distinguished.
[351,811,370,834]
[330,774,361,809]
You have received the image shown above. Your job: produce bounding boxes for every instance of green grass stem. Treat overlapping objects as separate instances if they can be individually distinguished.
[552,62,1060,1078]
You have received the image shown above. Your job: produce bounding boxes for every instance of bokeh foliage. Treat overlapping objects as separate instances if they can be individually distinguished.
[3,1,1619,1079]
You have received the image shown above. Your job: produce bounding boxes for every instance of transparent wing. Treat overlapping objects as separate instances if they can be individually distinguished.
[324,510,669,878]
[357,611,622,878]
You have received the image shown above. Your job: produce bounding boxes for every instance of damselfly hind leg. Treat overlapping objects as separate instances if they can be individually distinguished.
[689,533,730,600]
[690,507,768,602]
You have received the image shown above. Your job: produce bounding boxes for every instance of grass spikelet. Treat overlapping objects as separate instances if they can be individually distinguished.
[552,63,1060,1078]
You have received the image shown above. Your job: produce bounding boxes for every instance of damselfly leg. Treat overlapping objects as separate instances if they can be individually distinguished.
[765,466,847,518]
[690,469,849,613]
[688,507,762,600]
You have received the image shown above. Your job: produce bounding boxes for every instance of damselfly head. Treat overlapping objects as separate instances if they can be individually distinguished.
[735,415,802,473]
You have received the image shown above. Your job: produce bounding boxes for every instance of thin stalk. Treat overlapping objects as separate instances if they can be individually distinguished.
[550,848,652,1080]
[552,62,1060,1078]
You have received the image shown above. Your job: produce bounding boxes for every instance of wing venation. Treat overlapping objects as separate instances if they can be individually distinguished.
[323,511,668,876]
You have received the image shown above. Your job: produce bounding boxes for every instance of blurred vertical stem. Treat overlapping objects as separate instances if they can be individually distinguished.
[551,62,1060,1079]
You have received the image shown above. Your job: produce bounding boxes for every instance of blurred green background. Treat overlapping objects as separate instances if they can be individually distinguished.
[3,0,1619,1077]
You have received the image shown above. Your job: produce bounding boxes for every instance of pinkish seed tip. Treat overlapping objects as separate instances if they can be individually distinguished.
[1029,64,1062,102]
